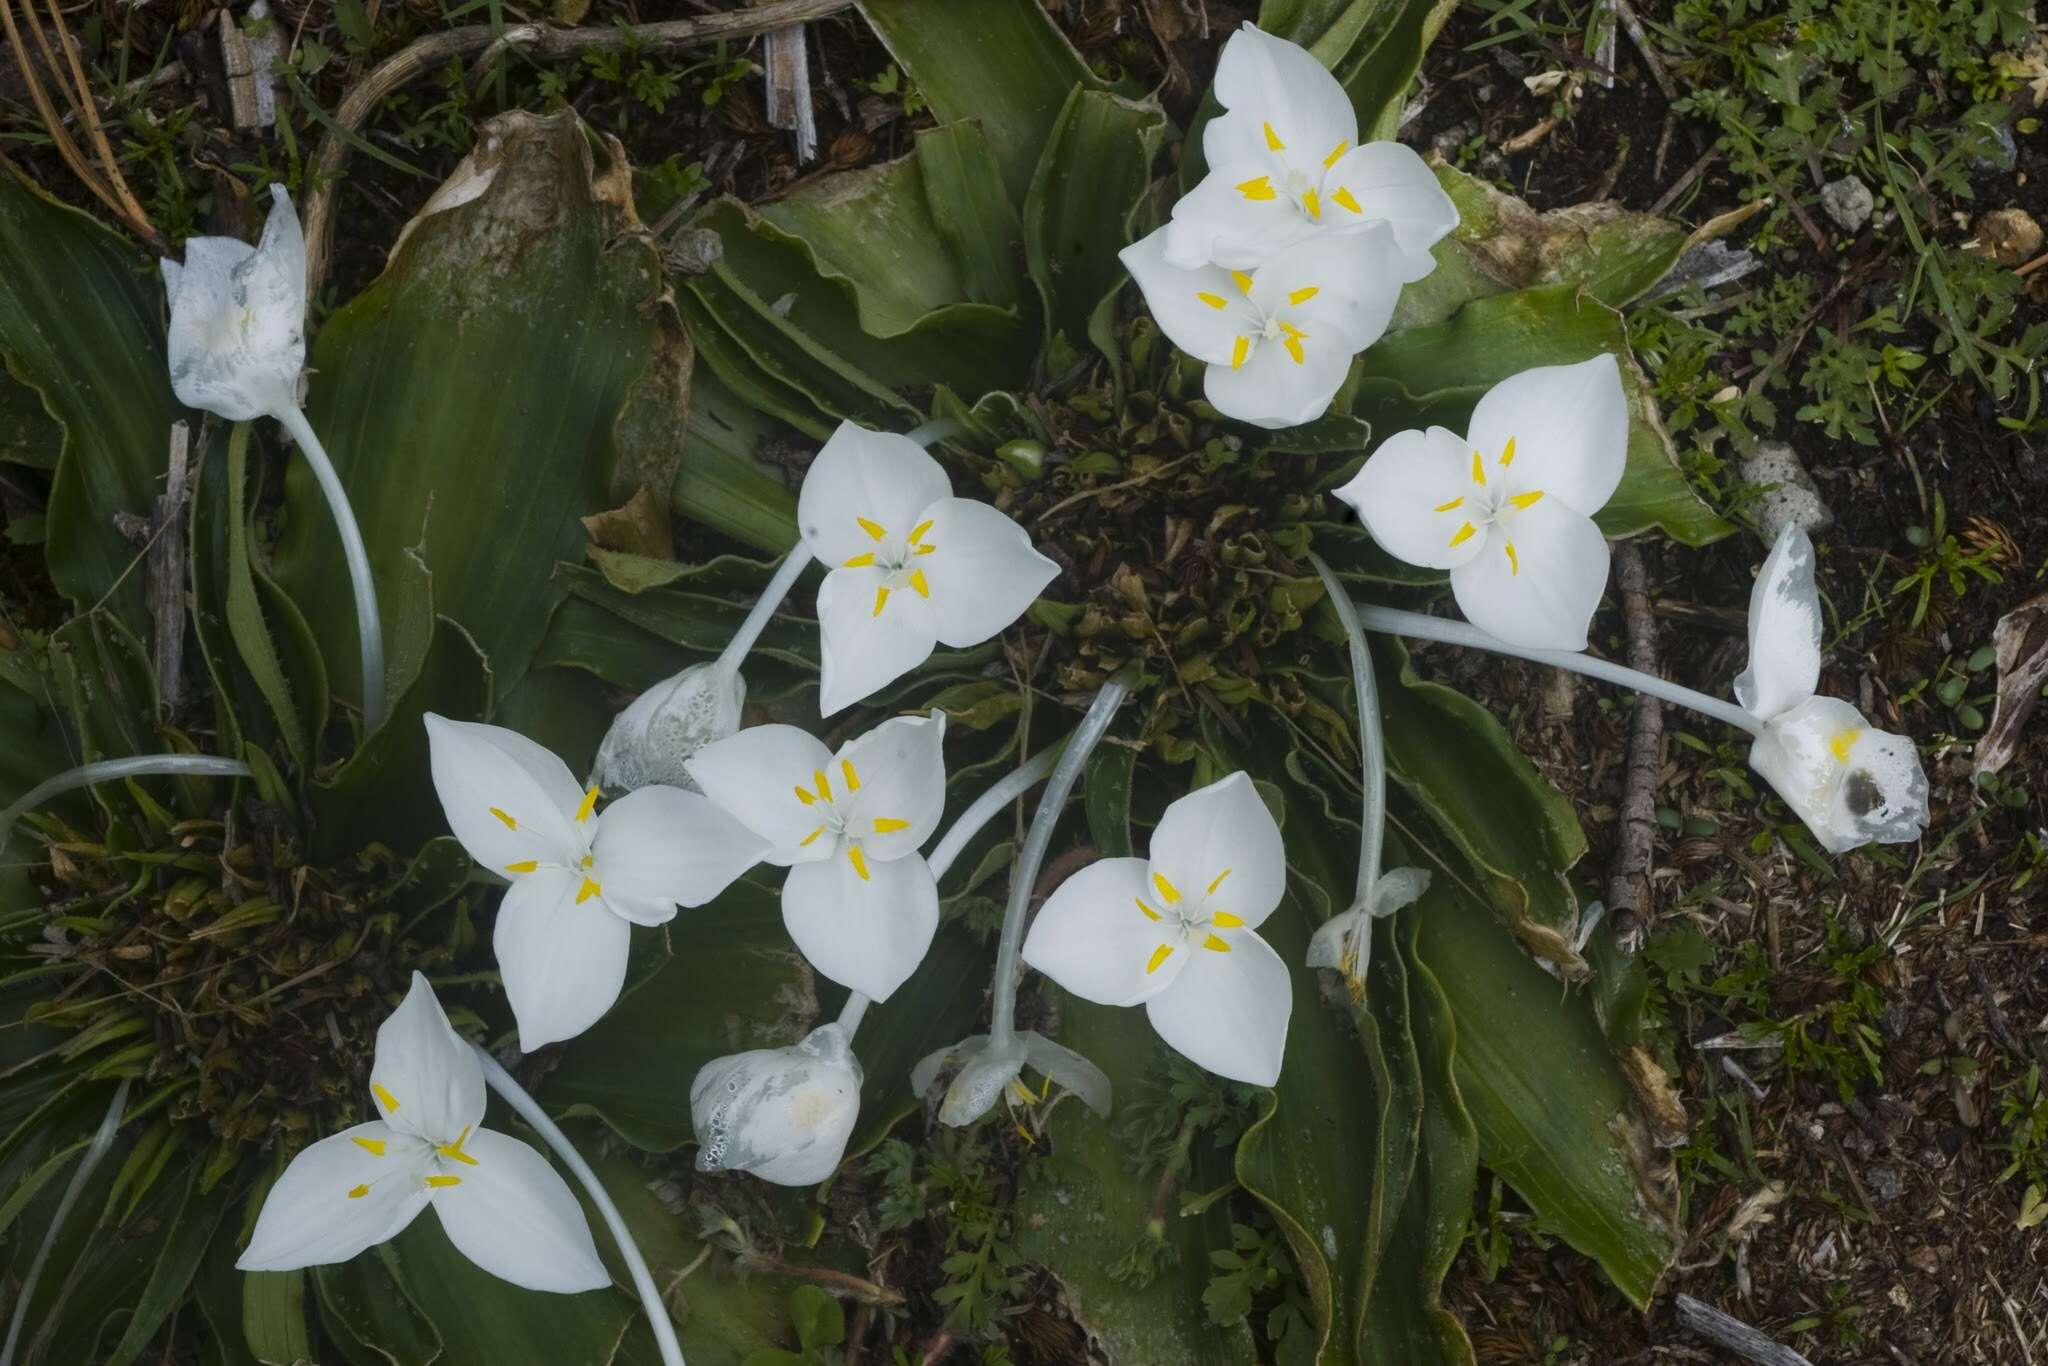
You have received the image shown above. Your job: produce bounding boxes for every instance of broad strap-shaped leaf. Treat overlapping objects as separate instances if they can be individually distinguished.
[1025,88,1167,358]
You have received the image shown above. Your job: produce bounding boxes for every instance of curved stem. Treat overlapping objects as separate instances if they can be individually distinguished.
[1311,557,1383,906]
[273,404,387,734]
[1350,603,1763,736]
[905,417,962,447]
[0,755,252,835]
[472,1046,683,1366]
[710,548,812,685]
[0,1079,129,1366]
[927,745,1061,884]
[988,678,1132,1049]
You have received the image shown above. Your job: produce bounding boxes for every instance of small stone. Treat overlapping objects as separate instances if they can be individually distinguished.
[1821,175,1874,233]
[1740,442,1834,541]
[1966,208,2043,266]
[1865,1165,1902,1201]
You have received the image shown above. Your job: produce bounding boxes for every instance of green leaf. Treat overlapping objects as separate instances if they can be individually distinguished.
[0,161,180,629]
[915,122,1027,310]
[222,422,318,767]
[788,1283,844,1350]
[1025,87,1166,356]
[668,370,800,555]
[842,924,990,1156]
[242,1269,313,1366]
[103,1165,232,1365]
[315,1247,443,1366]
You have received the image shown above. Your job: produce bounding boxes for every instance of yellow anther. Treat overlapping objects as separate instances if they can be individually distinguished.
[915,543,936,556]
[1332,186,1363,214]
[505,860,538,874]
[1015,1123,1037,1145]
[799,826,825,847]
[795,785,816,806]
[842,759,861,791]
[1263,121,1285,151]
[1283,334,1305,364]
[1230,270,1254,295]
[348,1184,370,1199]
[1231,336,1249,369]
[1504,541,1520,577]
[575,877,602,905]
[873,586,890,617]
[1134,897,1162,922]
[873,817,911,834]
[1212,911,1245,928]
[814,768,832,803]
[1152,871,1182,904]
[1433,496,1465,512]
[1448,522,1477,548]
[909,568,930,598]
[1012,1079,1039,1104]
[373,1083,399,1112]
[1324,140,1350,167]
[1828,729,1861,764]
[574,786,599,822]
[1508,490,1545,509]
[424,1175,463,1189]
[1237,175,1277,201]
[579,853,594,869]
[1499,436,1517,466]
[1470,451,1487,486]
[857,517,887,541]
[1302,189,1321,220]
[1202,933,1232,952]
[1207,868,1233,895]
[1197,291,1227,310]
[909,519,934,544]
[436,1127,480,1165]
[847,845,871,881]
[1287,285,1320,306]
[489,807,517,831]
[1145,944,1174,974]
[352,1136,387,1157]
[843,552,877,568]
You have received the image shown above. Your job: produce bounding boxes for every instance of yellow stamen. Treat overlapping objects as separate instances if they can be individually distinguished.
[574,786,599,823]
[847,845,870,881]
[1332,186,1362,214]
[795,785,816,806]
[373,1083,399,1112]
[915,543,936,556]
[1287,285,1319,306]
[1504,541,1519,576]
[1011,1079,1038,1104]
[1508,490,1545,509]
[1207,868,1233,895]
[1134,897,1161,922]
[1283,334,1305,364]
[1196,290,1227,310]
[799,826,825,847]
[1263,121,1285,151]
[1433,496,1465,512]
[1448,522,1477,548]
[909,568,930,598]
[873,585,890,617]
[489,807,517,831]
[424,1175,462,1189]
[843,551,877,568]
[505,859,538,874]
[1302,189,1321,220]
[1230,270,1253,295]
[857,516,887,541]
[873,817,910,834]
[575,877,602,904]
[909,519,933,544]
[1499,436,1517,466]
[1237,175,1277,201]
[1145,944,1174,974]
[352,1137,387,1157]
[1828,729,1860,763]
[1015,1123,1036,1144]
[842,759,861,792]
[348,1184,370,1199]
[1470,451,1487,486]
[1152,871,1182,904]
[1202,933,1232,952]
[579,853,594,869]
[1231,336,1249,369]
[1324,140,1350,167]
[815,768,832,803]
[1212,911,1245,928]
[436,1127,479,1165]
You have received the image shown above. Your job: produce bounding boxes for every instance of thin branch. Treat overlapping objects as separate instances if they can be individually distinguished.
[1606,542,1663,953]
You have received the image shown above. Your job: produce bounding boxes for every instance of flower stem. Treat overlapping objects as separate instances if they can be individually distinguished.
[711,548,812,685]
[273,404,387,734]
[1310,557,1384,906]
[988,677,1132,1050]
[905,417,963,447]
[471,1046,684,1366]
[1349,603,1763,736]
[0,755,252,836]
[0,1079,129,1366]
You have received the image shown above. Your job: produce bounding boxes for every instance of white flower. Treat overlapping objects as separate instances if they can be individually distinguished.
[1163,24,1457,280]
[1121,225,1403,429]
[1304,866,1430,980]
[1334,354,1628,650]
[425,714,768,1050]
[1021,772,1293,1086]
[686,712,948,1001]
[1735,528,1929,854]
[161,184,306,421]
[236,973,608,1293]
[691,1023,862,1186]
[798,423,1058,716]
[590,662,746,795]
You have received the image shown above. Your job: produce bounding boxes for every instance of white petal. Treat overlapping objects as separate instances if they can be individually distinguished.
[242,184,308,372]
[1202,324,1353,429]
[781,853,939,1000]
[425,714,585,876]
[1320,142,1460,282]
[370,973,486,1143]
[430,1128,610,1293]
[1449,498,1610,651]
[1145,929,1292,1086]
[684,723,838,862]
[815,564,941,716]
[1333,426,1488,570]
[493,868,632,1051]
[236,1123,430,1272]
[915,498,1060,649]
[1751,696,1928,854]
[837,712,948,862]
[1162,163,1318,273]
[1020,858,1183,1008]
[1466,354,1628,516]
[1204,24,1357,178]
[1733,526,1821,721]
[1247,228,1403,354]
[1119,225,1255,367]
[797,422,954,567]
[1148,772,1287,930]
[592,785,769,923]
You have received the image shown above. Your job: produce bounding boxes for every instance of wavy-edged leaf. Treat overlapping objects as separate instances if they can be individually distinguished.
[915,122,1027,310]
[671,369,801,556]
[1025,88,1166,355]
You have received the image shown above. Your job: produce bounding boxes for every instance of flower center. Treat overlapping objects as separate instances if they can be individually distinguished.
[1132,867,1247,974]
[490,786,603,902]
[1436,437,1545,577]
[841,515,937,618]
[790,759,913,882]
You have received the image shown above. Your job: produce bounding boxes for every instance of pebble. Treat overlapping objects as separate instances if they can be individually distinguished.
[1741,442,1834,540]
[1821,175,1874,233]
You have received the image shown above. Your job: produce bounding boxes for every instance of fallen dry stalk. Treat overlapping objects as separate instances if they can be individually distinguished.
[302,0,854,291]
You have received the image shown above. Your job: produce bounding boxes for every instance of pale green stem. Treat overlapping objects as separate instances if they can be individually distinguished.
[1350,603,1763,736]
[1311,556,1384,906]
[273,404,386,733]
[988,678,1132,1050]
[710,548,813,685]
[471,1046,683,1366]
[905,417,963,446]
[0,755,252,835]
[0,1079,129,1366]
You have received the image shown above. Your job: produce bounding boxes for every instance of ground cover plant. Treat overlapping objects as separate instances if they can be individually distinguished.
[0,1,2042,1363]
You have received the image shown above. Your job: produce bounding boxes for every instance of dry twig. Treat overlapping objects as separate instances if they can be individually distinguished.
[1673,1295,1817,1366]
[1607,541,1663,953]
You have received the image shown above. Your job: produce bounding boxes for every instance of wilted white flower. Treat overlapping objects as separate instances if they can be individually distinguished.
[691,1023,862,1186]
[162,183,306,420]
[590,662,745,795]
[1304,866,1431,980]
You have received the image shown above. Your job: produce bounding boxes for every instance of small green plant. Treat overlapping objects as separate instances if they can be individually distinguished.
[743,1285,846,1366]
[1891,493,2007,629]
[864,1134,1025,1334]
[863,64,929,116]
[1203,1220,1318,1366]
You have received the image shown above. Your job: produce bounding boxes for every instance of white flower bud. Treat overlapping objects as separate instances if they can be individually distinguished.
[591,662,745,795]
[690,1023,861,1186]
[161,184,305,421]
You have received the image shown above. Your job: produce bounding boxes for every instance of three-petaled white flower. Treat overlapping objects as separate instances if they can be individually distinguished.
[686,712,948,1001]
[1121,227,1404,429]
[1335,354,1628,651]
[162,183,306,420]
[236,973,608,1292]
[1163,24,1458,282]
[425,714,767,1050]
[1735,528,1929,854]
[692,1022,863,1187]
[799,423,1058,716]
[1021,772,1293,1086]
